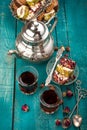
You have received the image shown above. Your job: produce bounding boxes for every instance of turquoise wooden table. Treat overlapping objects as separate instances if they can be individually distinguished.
[0,0,87,130]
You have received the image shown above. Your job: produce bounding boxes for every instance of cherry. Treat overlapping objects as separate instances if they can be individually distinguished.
[21,104,29,112]
[55,119,61,126]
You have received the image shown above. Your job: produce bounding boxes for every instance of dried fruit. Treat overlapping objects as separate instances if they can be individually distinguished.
[60,57,76,69]
[40,83,45,88]
[66,90,73,97]
[62,92,67,97]
[64,54,69,57]
[63,118,71,127]
[21,104,29,112]
[54,46,58,51]
[63,106,70,114]
[48,85,55,91]
[65,46,70,52]
[59,99,63,105]
[70,75,76,80]
[55,119,61,126]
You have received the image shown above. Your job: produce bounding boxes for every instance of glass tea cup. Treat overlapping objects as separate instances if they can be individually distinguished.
[16,66,39,95]
[40,84,62,114]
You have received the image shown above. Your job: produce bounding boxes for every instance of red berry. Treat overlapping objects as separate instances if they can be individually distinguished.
[62,118,71,128]
[21,104,29,112]
[65,47,70,52]
[71,75,76,80]
[40,83,45,88]
[64,118,71,127]
[53,72,58,82]
[64,54,69,57]
[66,90,73,97]
[54,46,58,51]
[55,119,61,126]
[59,99,63,105]
[63,106,70,114]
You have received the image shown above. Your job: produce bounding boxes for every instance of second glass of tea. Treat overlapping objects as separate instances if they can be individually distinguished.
[16,66,39,95]
[40,84,62,114]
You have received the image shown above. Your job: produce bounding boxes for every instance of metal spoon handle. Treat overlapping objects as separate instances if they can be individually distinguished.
[45,54,62,86]
[45,47,65,86]
[76,80,82,115]
[77,95,79,115]
[77,89,81,114]
[69,96,82,119]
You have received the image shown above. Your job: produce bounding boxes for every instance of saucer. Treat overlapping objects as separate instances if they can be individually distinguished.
[46,57,79,85]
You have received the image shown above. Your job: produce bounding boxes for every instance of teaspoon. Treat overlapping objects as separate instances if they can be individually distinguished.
[73,81,82,127]
[62,94,83,129]
[73,89,87,127]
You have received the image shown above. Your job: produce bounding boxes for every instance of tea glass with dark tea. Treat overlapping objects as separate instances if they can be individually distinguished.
[40,84,62,114]
[17,66,39,95]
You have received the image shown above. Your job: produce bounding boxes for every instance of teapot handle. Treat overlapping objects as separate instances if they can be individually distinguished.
[46,15,58,34]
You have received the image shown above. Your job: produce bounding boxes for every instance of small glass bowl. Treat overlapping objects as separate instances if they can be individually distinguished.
[16,66,39,95]
[39,84,62,114]
[46,57,79,86]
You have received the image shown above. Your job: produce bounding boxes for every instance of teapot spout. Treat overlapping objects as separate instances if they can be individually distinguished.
[8,50,19,55]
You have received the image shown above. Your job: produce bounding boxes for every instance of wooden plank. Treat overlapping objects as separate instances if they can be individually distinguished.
[0,85,13,130]
[65,0,87,130]
[56,0,68,47]
[13,59,64,130]
[0,2,16,130]
[0,0,87,130]
[0,0,11,6]
[13,2,64,129]
[56,1,79,130]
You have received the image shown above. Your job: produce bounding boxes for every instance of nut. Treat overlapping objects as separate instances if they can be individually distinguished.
[54,46,58,51]
[40,83,45,88]
[65,46,70,52]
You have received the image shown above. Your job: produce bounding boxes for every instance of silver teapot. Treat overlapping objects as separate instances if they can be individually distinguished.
[8,18,57,62]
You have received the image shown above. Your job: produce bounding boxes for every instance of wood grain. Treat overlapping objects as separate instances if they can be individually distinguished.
[0,0,87,130]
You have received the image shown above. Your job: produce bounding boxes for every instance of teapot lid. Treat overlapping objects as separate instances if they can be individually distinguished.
[22,20,49,44]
